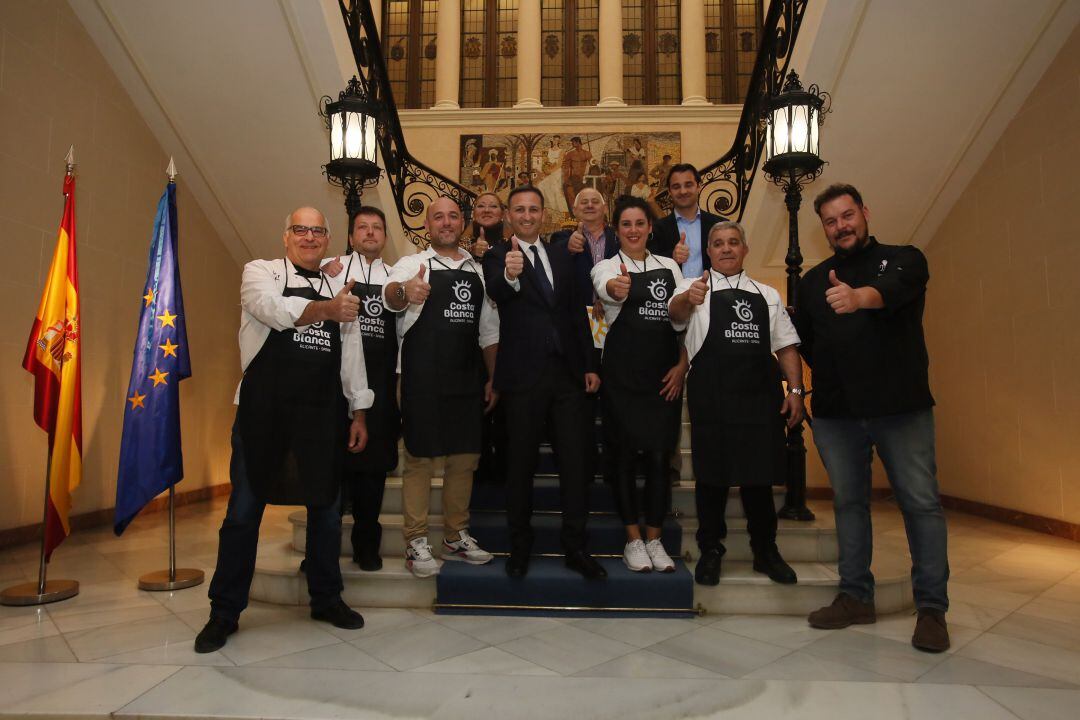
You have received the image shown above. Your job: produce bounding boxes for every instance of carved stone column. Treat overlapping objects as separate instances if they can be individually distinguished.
[680,0,710,105]
[597,0,626,106]
[515,0,543,108]
[433,0,461,109]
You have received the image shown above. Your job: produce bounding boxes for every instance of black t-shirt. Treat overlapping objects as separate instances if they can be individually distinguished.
[794,237,934,419]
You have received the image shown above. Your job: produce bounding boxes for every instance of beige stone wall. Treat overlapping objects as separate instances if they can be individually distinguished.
[924,24,1080,522]
[0,1,241,532]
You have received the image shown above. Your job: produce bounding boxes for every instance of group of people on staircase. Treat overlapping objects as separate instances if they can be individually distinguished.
[194,167,950,657]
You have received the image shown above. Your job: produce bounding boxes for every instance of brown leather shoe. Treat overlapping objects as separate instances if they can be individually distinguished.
[807,592,877,629]
[912,609,950,653]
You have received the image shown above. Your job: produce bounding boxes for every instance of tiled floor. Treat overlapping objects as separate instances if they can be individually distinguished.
[2,498,1080,718]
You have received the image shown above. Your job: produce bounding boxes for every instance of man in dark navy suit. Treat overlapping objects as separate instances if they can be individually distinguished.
[482,186,605,580]
[549,187,619,319]
[648,163,723,278]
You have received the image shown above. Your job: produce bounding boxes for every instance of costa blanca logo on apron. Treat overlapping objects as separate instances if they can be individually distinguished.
[726,298,760,343]
[362,294,383,317]
[733,299,754,321]
[647,277,669,301]
[452,279,473,302]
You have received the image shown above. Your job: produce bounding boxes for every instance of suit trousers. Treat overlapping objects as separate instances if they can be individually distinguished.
[502,359,592,553]
[695,484,778,558]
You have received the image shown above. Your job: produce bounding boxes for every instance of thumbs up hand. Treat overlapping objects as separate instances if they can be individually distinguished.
[687,270,709,306]
[404,265,431,305]
[472,226,491,258]
[673,231,690,264]
[327,279,360,322]
[825,269,859,314]
[606,262,631,301]
[323,256,344,278]
[505,236,525,280]
[568,223,586,254]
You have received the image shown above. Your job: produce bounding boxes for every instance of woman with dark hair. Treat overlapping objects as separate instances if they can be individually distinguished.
[467,191,506,261]
[591,195,688,573]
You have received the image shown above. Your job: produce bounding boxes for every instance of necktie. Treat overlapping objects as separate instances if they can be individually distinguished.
[530,245,555,304]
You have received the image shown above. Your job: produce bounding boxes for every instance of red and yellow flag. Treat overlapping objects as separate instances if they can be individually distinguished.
[22,174,82,560]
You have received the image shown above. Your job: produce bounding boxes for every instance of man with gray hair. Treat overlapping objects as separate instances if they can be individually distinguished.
[196,207,373,653]
[669,221,804,586]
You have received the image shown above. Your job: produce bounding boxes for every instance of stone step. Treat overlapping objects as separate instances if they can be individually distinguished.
[290,509,838,563]
[248,543,913,616]
[362,476,782,519]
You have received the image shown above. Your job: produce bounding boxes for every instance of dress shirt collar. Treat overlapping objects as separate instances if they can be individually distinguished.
[675,208,702,225]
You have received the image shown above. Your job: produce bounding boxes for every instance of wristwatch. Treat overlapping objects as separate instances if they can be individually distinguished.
[395,284,406,303]
[787,387,805,397]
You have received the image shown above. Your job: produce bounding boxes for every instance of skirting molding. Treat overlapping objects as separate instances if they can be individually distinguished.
[0,484,231,550]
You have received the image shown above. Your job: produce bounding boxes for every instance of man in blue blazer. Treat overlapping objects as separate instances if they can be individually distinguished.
[549,187,620,315]
[647,163,723,278]
[482,186,605,580]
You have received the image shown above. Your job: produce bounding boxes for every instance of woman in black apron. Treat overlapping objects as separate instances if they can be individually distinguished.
[593,196,687,573]
[670,220,805,587]
[339,251,400,571]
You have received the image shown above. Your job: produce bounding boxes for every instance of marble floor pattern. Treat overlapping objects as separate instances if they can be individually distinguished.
[1,499,1080,718]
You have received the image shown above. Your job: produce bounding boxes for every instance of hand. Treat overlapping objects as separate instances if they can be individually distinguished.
[606,263,631,301]
[505,237,525,280]
[687,270,709,306]
[472,226,491,258]
[659,361,688,401]
[825,270,860,314]
[591,299,605,322]
[584,372,601,393]
[404,266,431,304]
[781,393,805,429]
[326,280,360,322]
[323,256,344,278]
[347,412,368,453]
[484,379,498,414]
[567,223,586,254]
[672,231,690,265]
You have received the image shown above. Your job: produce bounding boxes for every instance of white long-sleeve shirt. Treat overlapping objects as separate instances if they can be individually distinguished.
[383,247,500,350]
[671,270,800,364]
[591,251,687,331]
[235,258,374,413]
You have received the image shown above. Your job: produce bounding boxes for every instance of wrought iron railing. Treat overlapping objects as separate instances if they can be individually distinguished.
[334,0,810,245]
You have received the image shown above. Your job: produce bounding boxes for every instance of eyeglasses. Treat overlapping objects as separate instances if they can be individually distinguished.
[289,225,328,238]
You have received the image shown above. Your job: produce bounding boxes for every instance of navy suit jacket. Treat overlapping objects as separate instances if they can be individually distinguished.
[647,210,723,272]
[548,225,620,304]
[482,238,597,393]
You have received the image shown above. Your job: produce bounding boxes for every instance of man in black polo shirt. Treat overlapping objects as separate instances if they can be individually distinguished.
[795,184,949,654]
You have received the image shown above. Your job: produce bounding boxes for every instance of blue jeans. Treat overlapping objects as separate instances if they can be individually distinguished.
[812,408,949,612]
[208,416,345,623]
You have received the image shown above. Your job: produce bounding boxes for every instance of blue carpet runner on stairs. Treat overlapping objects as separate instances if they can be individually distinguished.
[435,470,697,617]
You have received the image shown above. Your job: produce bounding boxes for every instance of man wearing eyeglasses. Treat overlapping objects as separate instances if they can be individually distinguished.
[195,207,374,654]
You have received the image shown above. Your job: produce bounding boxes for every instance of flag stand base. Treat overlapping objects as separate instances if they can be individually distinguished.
[1,579,79,606]
[138,568,204,592]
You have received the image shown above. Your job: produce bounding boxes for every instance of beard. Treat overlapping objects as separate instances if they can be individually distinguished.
[830,228,870,257]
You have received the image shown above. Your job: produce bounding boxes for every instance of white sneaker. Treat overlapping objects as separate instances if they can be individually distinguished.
[442,530,493,565]
[623,539,652,573]
[646,539,676,573]
[405,537,440,578]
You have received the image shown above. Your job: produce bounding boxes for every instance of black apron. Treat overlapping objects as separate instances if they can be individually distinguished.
[345,255,400,474]
[687,273,785,488]
[400,257,485,458]
[601,254,682,452]
[238,260,345,505]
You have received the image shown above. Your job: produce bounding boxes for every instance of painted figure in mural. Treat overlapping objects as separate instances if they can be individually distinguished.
[561,136,593,209]
[627,137,647,178]
[482,149,505,192]
[649,154,675,192]
[462,138,479,169]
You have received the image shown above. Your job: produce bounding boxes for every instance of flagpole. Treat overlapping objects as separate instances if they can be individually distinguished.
[2,149,80,607]
[137,157,203,593]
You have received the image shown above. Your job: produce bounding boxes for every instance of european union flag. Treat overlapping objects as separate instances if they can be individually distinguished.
[114,181,191,535]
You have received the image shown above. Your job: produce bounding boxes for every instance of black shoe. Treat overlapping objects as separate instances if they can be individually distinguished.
[753,548,798,585]
[354,550,383,572]
[505,550,530,578]
[695,548,722,586]
[311,599,365,629]
[194,616,237,654]
[565,550,607,579]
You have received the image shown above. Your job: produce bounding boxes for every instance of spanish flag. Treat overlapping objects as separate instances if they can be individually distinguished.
[22,173,82,560]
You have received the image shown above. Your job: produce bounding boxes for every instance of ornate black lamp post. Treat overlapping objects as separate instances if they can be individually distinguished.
[762,70,830,522]
[319,76,383,222]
